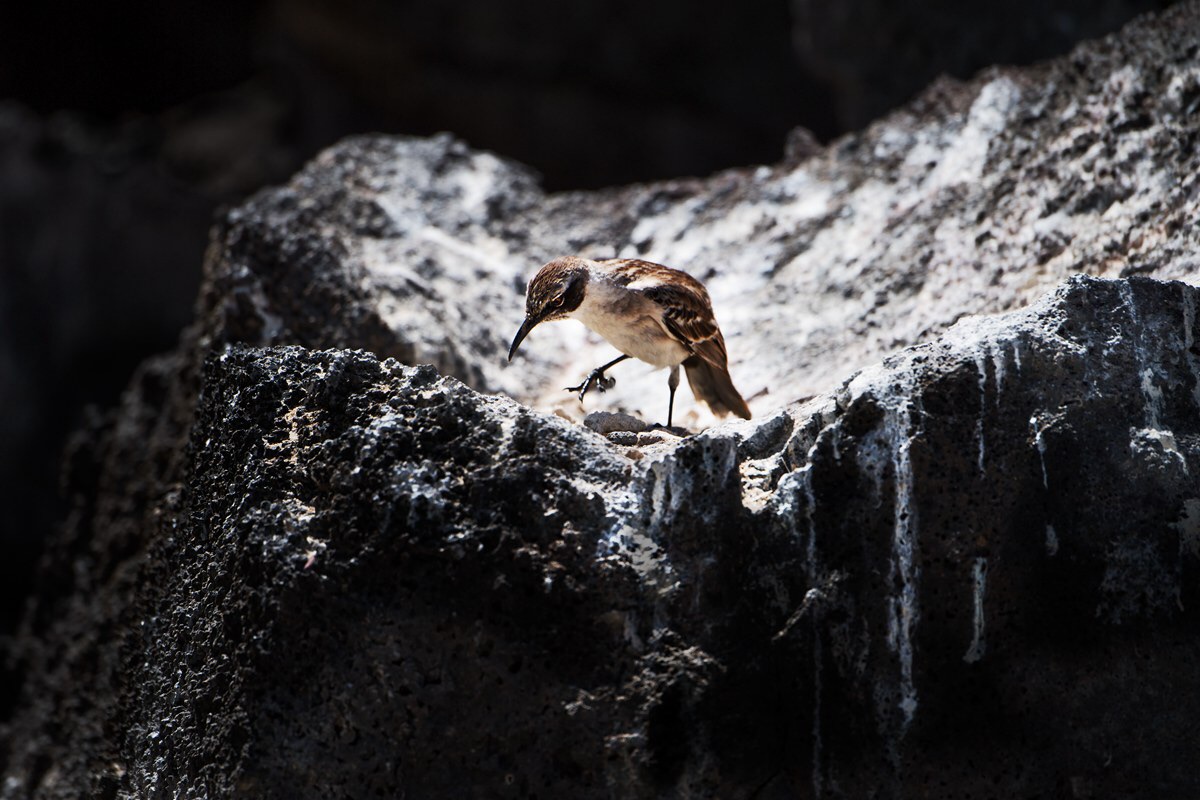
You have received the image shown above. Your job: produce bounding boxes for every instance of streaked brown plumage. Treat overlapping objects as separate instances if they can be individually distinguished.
[508,256,752,426]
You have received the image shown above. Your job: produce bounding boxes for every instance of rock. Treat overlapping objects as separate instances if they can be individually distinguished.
[4,5,1200,799]
[0,0,1181,650]
[9,275,1200,798]
[173,2,1200,432]
[584,411,649,435]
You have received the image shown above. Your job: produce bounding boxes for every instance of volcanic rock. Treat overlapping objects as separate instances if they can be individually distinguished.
[3,5,1200,798]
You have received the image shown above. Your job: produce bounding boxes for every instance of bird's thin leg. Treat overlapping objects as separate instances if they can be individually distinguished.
[666,364,680,428]
[566,354,631,402]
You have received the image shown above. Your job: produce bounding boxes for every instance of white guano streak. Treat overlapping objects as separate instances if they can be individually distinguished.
[799,455,823,799]
[963,557,988,663]
[1120,282,1166,430]
[886,398,920,731]
[1031,414,1059,555]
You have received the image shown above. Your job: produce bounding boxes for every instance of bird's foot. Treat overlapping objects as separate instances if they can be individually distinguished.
[565,369,616,402]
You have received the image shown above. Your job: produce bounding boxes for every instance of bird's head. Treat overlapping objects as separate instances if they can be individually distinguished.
[508,257,590,361]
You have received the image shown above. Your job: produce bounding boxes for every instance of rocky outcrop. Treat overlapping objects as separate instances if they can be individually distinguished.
[190,1,1200,429]
[0,0,1182,653]
[11,275,1199,798]
[4,4,1200,798]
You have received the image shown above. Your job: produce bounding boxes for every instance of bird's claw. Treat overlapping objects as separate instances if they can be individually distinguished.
[565,369,616,402]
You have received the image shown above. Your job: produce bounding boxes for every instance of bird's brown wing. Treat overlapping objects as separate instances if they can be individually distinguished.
[599,259,679,288]
[604,258,751,419]
[599,257,731,368]
[638,282,730,370]
[645,283,752,419]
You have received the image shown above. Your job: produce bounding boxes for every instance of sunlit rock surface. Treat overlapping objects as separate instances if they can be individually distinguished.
[3,5,1200,798]
[196,2,1200,429]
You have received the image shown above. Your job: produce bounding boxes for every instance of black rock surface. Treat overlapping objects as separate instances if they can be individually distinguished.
[7,275,1199,797]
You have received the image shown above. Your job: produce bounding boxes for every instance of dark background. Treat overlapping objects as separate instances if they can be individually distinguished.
[0,0,1174,655]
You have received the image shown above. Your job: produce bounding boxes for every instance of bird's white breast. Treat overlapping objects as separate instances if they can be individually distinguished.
[569,279,689,368]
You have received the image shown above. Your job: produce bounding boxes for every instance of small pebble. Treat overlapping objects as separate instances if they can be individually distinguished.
[584,411,648,435]
[606,431,640,446]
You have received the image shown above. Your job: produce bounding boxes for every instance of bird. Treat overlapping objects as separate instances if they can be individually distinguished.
[507,256,752,427]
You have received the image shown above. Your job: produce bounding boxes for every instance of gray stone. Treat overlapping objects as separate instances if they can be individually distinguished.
[584,411,650,435]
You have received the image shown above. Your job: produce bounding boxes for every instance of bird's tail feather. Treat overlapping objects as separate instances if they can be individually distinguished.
[683,356,752,420]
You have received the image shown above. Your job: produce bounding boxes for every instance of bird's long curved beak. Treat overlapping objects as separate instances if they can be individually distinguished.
[508,316,538,361]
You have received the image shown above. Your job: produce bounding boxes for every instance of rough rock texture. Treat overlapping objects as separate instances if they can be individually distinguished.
[0,0,1190,648]
[11,276,1200,798]
[4,4,1200,798]
[151,0,1200,431]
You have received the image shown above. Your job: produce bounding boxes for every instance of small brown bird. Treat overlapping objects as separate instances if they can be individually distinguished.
[507,256,752,427]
